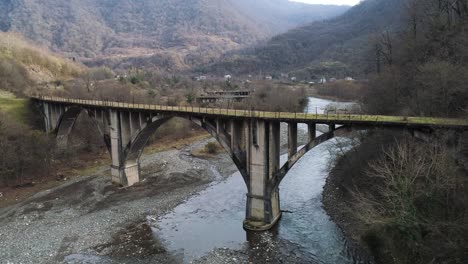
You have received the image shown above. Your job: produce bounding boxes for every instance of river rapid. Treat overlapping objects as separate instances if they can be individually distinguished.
[149,97,370,263]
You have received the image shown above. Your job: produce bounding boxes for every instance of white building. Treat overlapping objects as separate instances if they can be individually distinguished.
[319,77,327,84]
[265,75,273,80]
[345,77,354,81]
[224,75,232,81]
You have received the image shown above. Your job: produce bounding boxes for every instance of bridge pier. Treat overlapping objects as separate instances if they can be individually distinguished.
[288,122,298,158]
[308,123,316,142]
[109,110,146,186]
[110,110,125,185]
[243,120,282,231]
[42,102,51,133]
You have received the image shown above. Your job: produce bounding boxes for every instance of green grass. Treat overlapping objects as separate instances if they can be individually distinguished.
[0,91,29,123]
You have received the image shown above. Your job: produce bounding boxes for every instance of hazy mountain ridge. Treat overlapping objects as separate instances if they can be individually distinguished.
[0,0,349,70]
[208,0,406,77]
[228,0,350,34]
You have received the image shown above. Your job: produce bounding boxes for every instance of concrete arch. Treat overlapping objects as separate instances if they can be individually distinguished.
[268,125,353,193]
[267,124,433,194]
[55,106,110,151]
[120,115,249,186]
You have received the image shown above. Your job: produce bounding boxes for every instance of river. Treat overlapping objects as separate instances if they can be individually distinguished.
[149,97,369,263]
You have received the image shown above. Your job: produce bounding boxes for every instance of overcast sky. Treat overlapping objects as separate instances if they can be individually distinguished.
[290,0,361,5]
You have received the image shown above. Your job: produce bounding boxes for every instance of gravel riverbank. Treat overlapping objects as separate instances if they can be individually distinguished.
[0,138,236,264]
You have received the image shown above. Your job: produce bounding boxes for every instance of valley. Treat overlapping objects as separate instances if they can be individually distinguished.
[0,0,467,264]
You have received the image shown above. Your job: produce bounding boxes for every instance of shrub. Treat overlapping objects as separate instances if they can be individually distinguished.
[0,112,55,186]
[344,136,467,263]
[204,142,218,154]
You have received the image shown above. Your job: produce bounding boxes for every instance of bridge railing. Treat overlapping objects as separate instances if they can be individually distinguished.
[31,95,468,127]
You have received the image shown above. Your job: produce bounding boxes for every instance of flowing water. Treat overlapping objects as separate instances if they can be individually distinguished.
[150,97,369,263]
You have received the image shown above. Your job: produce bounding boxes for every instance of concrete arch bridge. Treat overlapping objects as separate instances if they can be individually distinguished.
[32,96,468,231]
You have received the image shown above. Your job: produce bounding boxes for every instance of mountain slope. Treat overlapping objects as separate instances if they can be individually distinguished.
[209,0,406,77]
[0,0,349,70]
[228,0,350,34]
[0,32,83,95]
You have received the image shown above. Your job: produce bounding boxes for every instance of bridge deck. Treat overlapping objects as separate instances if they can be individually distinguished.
[33,96,468,130]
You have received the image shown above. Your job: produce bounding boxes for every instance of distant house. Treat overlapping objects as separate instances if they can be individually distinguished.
[319,77,327,84]
[224,75,232,81]
[290,77,297,82]
[265,75,273,80]
[330,77,337,82]
[345,76,354,81]
[195,76,207,81]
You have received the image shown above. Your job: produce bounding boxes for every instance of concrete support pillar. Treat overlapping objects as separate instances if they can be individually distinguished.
[43,103,52,133]
[138,112,149,128]
[109,110,142,187]
[308,123,316,142]
[243,120,251,176]
[120,112,131,149]
[96,109,104,124]
[129,112,140,136]
[56,110,80,150]
[244,120,281,231]
[216,119,225,135]
[50,104,58,130]
[268,121,281,222]
[110,110,124,185]
[230,120,244,151]
[288,122,298,158]
[329,123,336,133]
[269,122,281,179]
[58,105,63,118]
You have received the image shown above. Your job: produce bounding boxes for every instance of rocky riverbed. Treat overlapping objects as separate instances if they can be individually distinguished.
[0,138,237,264]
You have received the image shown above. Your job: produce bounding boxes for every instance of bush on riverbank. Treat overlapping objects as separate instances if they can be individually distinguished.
[0,112,55,186]
[204,142,219,154]
[325,131,467,264]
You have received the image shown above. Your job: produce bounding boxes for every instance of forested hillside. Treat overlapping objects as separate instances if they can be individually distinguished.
[208,0,406,77]
[0,0,348,71]
[363,0,468,117]
[323,1,468,263]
